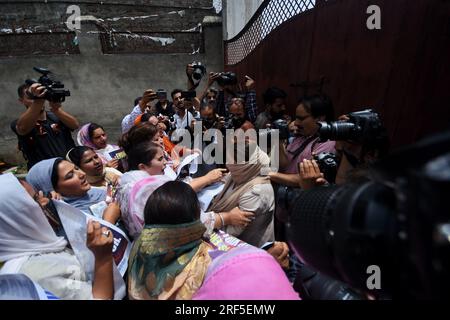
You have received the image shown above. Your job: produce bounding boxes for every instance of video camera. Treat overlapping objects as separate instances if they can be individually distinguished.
[25,67,70,103]
[318,109,382,144]
[283,129,450,299]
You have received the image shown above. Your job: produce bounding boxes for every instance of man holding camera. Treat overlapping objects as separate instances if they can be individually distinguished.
[254,87,290,130]
[11,83,79,169]
[121,88,158,134]
[172,89,195,133]
[154,89,174,118]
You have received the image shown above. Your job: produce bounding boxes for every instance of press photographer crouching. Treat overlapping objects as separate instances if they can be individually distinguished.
[283,126,450,299]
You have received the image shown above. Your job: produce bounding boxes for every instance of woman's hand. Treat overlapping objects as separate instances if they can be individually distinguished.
[106,158,120,169]
[223,207,255,228]
[102,202,121,225]
[298,159,328,190]
[205,168,228,185]
[50,190,62,200]
[87,220,114,300]
[266,241,290,270]
[86,220,113,258]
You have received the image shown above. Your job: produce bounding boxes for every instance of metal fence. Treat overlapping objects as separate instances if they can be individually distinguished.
[225,0,316,65]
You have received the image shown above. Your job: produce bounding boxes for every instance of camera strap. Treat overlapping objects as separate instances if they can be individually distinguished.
[289,135,319,160]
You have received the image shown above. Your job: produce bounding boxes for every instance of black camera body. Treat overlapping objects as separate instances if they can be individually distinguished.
[318,109,382,144]
[216,72,238,87]
[191,62,206,83]
[223,115,237,130]
[156,89,167,100]
[313,152,339,184]
[25,67,70,103]
[181,90,196,101]
[257,119,290,145]
[271,119,290,140]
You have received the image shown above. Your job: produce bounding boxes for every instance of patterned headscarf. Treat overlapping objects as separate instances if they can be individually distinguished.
[127,220,211,300]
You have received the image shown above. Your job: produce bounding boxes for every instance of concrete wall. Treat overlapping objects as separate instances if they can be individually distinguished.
[223,0,264,40]
[0,19,223,165]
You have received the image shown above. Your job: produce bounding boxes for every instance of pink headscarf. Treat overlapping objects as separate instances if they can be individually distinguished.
[76,123,97,149]
[193,246,300,300]
[117,172,171,239]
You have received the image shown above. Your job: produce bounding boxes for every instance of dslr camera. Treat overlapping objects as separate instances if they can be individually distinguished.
[258,118,290,142]
[25,67,70,103]
[190,62,206,86]
[318,109,382,144]
[313,152,339,184]
[216,72,238,87]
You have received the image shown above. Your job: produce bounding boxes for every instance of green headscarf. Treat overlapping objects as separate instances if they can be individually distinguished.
[128,220,206,299]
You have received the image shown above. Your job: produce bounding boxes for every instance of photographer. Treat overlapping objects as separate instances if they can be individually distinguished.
[172,89,195,132]
[153,89,174,118]
[11,82,79,170]
[269,94,336,187]
[280,119,450,301]
[298,112,390,190]
[121,88,157,134]
[213,72,258,123]
[254,87,290,130]
[199,103,224,132]
[227,98,255,131]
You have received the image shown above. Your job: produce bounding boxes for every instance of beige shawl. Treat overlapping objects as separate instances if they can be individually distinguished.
[209,146,271,213]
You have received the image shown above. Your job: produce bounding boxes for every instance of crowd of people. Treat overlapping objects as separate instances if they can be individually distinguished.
[0,63,390,300]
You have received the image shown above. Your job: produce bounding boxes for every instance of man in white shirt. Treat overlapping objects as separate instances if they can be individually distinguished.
[172,89,195,132]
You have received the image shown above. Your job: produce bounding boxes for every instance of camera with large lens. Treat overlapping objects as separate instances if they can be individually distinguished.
[313,152,339,184]
[271,119,290,140]
[222,114,244,130]
[258,119,290,140]
[318,109,382,144]
[284,129,450,299]
[216,72,238,87]
[192,62,206,84]
[25,67,70,103]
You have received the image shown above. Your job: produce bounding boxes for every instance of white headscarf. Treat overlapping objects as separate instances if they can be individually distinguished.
[0,173,67,262]
[26,157,60,194]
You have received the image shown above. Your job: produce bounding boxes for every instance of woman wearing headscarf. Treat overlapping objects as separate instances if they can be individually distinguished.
[208,142,275,247]
[66,146,122,189]
[128,181,299,300]
[117,141,253,239]
[0,173,117,300]
[77,123,120,169]
[26,158,121,225]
